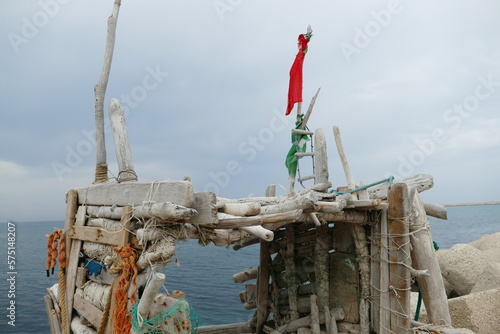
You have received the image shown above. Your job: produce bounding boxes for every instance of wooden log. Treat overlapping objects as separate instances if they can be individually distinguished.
[276,308,344,334]
[66,206,87,333]
[109,98,137,182]
[422,201,448,220]
[217,212,263,228]
[285,225,299,321]
[310,294,321,334]
[240,225,274,241]
[325,306,339,334]
[86,202,197,221]
[315,224,329,312]
[410,191,451,326]
[256,240,271,333]
[351,224,370,334]
[93,0,122,180]
[332,126,357,200]
[379,209,391,334]
[76,181,195,207]
[388,183,411,334]
[370,219,381,333]
[313,128,329,184]
[223,202,261,216]
[368,174,434,199]
[260,194,317,215]
[47,287,61,321]
[233,267,258,283]
[138,273,165,319]
[197,322,254,334]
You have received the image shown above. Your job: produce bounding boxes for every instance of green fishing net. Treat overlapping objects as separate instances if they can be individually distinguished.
[130,298,199,334]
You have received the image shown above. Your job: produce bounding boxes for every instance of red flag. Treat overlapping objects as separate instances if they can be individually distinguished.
[286,33,311,115]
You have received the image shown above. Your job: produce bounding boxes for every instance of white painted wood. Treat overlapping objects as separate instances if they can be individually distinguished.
[313,128,328,185]
[222,202,261,216]
[368,174,434,199]
[240,225,274,241]
[332,126,357,200]
[138,273,165,319]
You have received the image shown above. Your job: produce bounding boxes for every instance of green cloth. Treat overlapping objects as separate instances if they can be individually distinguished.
[285,117,309,177]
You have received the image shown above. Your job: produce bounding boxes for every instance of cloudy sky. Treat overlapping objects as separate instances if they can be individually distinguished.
[1,0,499,222]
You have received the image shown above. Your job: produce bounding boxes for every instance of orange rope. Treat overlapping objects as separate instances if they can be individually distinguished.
[112,244,138,334]
[46,229,67,334]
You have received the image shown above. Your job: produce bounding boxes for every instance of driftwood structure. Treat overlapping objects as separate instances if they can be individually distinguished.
[44,115,457,334]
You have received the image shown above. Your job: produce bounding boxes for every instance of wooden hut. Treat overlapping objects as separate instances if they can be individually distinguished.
[44,120,456,334]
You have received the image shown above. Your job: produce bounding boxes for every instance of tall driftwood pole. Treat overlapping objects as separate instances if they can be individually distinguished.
[94,0,122,183]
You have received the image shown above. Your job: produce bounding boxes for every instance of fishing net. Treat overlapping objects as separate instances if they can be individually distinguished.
[130,298,199,334]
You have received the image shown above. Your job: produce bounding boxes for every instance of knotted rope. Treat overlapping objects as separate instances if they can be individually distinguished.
[109,244,138,334]
[46,229,68,334]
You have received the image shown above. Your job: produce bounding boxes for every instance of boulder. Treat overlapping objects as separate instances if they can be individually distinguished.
[438,244,489,296]
[448,288,500,334]
[470,263,500,293]
[468,232,500,253]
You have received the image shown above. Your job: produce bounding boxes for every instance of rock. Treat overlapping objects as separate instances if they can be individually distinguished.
[468,232,500,253]
[438,244,490,296]
[448,288,500,334]
[470,263,500,293]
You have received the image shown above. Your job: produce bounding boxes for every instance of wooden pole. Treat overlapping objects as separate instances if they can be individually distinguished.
[410,192,451,325]
[313,128,328,184]
[109,98,137,182]
[332,126,357,200]
[388,183,411,334]
[379,209,391,334]
[94,0,122,183]
[285,225,299,320]
[314,223,329,312]
[256,184,275,333]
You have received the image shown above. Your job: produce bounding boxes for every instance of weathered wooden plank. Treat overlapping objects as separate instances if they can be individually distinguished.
[410,192,451,325]
[189,192,218,225]
[256,240,271,333]
[379,209,391,334]
[73,294,103,328]
[76,181,195,207]
[388,183,411,334]
[71,226,122,246]
[369,174,433,199]
[65,206,87,334]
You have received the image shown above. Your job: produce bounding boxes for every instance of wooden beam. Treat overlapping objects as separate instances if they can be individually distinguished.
[388,183,411,334]
[76,181,195,207]
[73,294,103,329]
[65,205,87,334]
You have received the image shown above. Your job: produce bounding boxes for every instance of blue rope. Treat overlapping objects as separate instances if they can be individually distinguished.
[329,176,394,195]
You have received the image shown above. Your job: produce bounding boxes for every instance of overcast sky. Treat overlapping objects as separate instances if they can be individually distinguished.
[1,0,499,222]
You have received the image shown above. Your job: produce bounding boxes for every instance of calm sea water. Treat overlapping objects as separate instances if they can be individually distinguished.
[1,205,499,333]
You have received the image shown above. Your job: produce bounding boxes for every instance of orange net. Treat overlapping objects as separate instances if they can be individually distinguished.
[112,244,138,334]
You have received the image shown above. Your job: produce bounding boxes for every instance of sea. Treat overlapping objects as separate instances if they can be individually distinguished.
[1,205,499,333]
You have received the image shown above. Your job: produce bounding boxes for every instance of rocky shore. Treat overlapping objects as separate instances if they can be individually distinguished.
[412,232,500,334]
